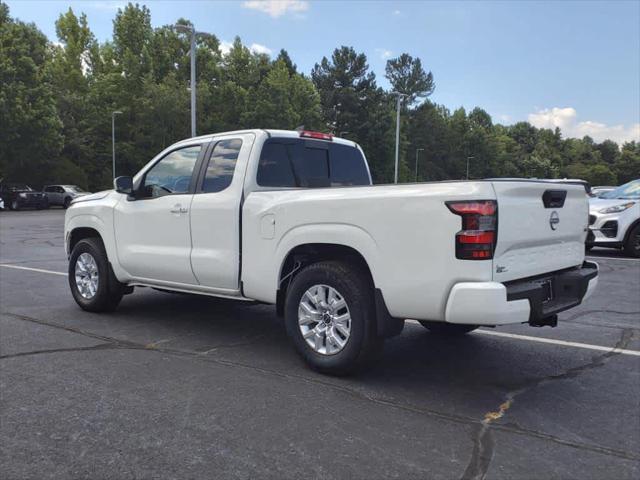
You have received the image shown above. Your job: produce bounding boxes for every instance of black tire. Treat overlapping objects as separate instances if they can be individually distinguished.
[63,197,71,209]
[418,321,478,335]
[284,261,382,375]
[623,224,640,258]
[69,237,124,312]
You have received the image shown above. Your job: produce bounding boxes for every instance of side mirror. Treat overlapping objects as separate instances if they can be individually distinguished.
[114,176,133,195]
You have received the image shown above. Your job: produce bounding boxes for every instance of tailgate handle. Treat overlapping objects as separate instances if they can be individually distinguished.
[542,190,567,208]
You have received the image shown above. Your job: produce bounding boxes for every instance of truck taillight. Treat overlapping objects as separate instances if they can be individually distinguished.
[446,200,497,260]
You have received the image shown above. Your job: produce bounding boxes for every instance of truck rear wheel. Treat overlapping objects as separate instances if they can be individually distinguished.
[69,237,124,312]
[418,321,478,335]
[284,261,382,375]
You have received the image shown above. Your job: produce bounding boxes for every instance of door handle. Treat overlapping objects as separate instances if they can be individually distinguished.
[170,204,189,214]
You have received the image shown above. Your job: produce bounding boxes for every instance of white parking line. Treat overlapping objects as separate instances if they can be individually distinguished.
[473,329,640,357]
[2,263,639,357]
[406,320,640,357]
[0,264,67,276]
[586,256,640,263]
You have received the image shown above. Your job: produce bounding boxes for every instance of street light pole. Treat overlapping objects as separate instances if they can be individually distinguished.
[415,148,424,182]
[189,27,196,137]
[111,111,122,181]
[176,24,197,137]
[393,92,408,184]
[466,156,475,180]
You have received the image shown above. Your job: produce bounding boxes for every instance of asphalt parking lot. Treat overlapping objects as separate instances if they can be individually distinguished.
[1,209,639,480]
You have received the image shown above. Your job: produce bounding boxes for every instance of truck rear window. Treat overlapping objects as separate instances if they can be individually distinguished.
[257,138,370,188]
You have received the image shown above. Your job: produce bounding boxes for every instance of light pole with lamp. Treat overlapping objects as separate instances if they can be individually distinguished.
[111,110,122,180]
[175,23,197,138]
[415,147,424,182]
[392,92,408,184]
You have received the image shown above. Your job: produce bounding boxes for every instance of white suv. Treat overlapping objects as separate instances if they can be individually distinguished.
[587,179,640,257]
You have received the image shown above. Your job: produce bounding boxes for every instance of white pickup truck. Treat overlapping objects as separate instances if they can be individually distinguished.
[65,129,598,374]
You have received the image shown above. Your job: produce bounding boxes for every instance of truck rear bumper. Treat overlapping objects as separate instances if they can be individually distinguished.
[445,261,598,326]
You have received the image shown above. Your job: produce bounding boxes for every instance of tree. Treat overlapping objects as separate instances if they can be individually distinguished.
[112,3,153,85]
[276,49,297,75]
[597,139,620,165]
[312,47,396,182]
[0,4,62,183]
[566,163,616,185]
[385,53,434,105]
[243,59,321,129]
[614,142,640,184]
[49,8,98,187]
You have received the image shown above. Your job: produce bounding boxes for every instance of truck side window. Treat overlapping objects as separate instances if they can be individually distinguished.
[290,144,330,188]
[257,142,296,187]
[201,139,242,193]
[329,144,370,186]
[143,145,201,198]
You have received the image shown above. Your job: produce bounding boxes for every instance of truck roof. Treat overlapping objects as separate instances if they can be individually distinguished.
[171,129,358,149]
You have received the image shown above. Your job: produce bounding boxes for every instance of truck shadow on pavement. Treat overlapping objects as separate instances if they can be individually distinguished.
[98,288,612,397]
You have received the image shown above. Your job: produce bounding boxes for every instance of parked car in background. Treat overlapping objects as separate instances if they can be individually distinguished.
[43,185,91,208]
[0,197,4,210]
[0,183,48,210]
[590,186,616,198]
[587,179,640,257]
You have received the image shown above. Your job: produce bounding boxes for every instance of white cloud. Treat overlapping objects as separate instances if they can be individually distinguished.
[89,1,127,11]
[375,48,393,60]
[218,40,272,56]
[393,10,401,16]
[528,107,640,144]
[249,43,272,55]
[528,107,577,131]
[219,40,233,55]
[242,0,309,18]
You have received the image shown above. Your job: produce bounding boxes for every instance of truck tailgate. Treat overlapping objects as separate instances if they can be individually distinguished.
[492,181,588,282]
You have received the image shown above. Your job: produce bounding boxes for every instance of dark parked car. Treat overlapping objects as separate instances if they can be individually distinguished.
[0,183,48,210]
[43,185,90,208]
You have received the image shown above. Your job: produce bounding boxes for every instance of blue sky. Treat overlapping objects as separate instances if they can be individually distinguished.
[6,0,640,143]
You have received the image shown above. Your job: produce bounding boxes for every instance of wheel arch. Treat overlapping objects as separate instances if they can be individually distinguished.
[68,227,102,254]
[623,217,640,244]
[275,242,403,338]
[65,213,128,282]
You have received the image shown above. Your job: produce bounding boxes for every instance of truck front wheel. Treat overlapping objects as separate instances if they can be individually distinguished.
[284,261,382,375]
[69,237,124,312]
[419,321,478,335]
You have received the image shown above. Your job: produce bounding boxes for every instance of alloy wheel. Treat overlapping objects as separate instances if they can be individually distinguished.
[298,284,351,355]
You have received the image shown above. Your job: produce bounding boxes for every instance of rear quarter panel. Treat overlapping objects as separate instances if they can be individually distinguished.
[242,182,496,321]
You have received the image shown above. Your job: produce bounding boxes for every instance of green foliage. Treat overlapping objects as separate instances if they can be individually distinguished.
[385,53,434,105]
[614,142,640,184]
[566,163,616,186]
[0,2,636,190]
[0,3,63,182]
